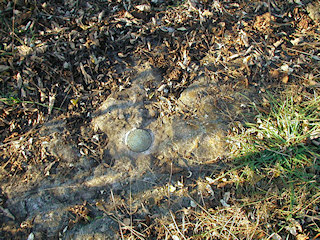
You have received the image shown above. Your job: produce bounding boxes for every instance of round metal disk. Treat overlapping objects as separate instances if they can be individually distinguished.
[126,129,153,153]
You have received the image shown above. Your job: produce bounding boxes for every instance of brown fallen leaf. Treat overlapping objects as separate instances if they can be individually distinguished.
[296,234,309,240]
[135,4,151,12]
[79,62,93,84]
[282,75,289,84]
[48,93,56,115]
[254,12,275,33]
[269,69,280,79]
[16,45,33,57]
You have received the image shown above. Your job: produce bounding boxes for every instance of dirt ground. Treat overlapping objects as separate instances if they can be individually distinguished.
[0,0,320,239]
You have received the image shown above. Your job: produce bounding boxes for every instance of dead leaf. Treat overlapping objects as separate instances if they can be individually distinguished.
[80,62,93,84]
[240,30,249,47]
[280,64,293,75]
[177,27,187,31]
[118,52,129,58]
[273,40,283,48]
[123,11,134,19]
[16,45,33,57]
[282,75,289,84]
[296,234,308,240]
[269,69,280,79]
[135,4,151,12]
[16,72,23,89]
[254,12,275,32]
[202,10,213,17]
[306,79,319,86]
[21,87,27,98]
[48,93,56,115]
[291,37,303,46]
[98,11,105,23]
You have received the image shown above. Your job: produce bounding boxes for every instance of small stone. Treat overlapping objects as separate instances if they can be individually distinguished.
[126,129,152,153]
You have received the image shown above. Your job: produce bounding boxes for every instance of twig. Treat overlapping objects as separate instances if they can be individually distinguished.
[110,189,125,240]
[129,171,133,239]
[284,46,320,60]
[161,222,175,240]
[186,194,238,239]
[169,210,187,240]
[167,162,173,208]
[109,189,145,240]
[109,214,146,240]
[11,1,16,53]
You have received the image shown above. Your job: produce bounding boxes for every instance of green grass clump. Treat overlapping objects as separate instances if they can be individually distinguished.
[224,93,320,237]
[230,94,320,177]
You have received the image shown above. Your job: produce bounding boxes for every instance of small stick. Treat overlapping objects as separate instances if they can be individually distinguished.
[167,162,173,208]
[170,210,187,240]
[110,189,125,240]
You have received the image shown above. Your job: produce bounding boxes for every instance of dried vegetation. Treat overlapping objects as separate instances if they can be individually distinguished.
[0,0,320,239]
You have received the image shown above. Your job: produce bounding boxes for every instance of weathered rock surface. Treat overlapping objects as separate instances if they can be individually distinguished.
[63,217,118,240]
[91,63,240,174]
